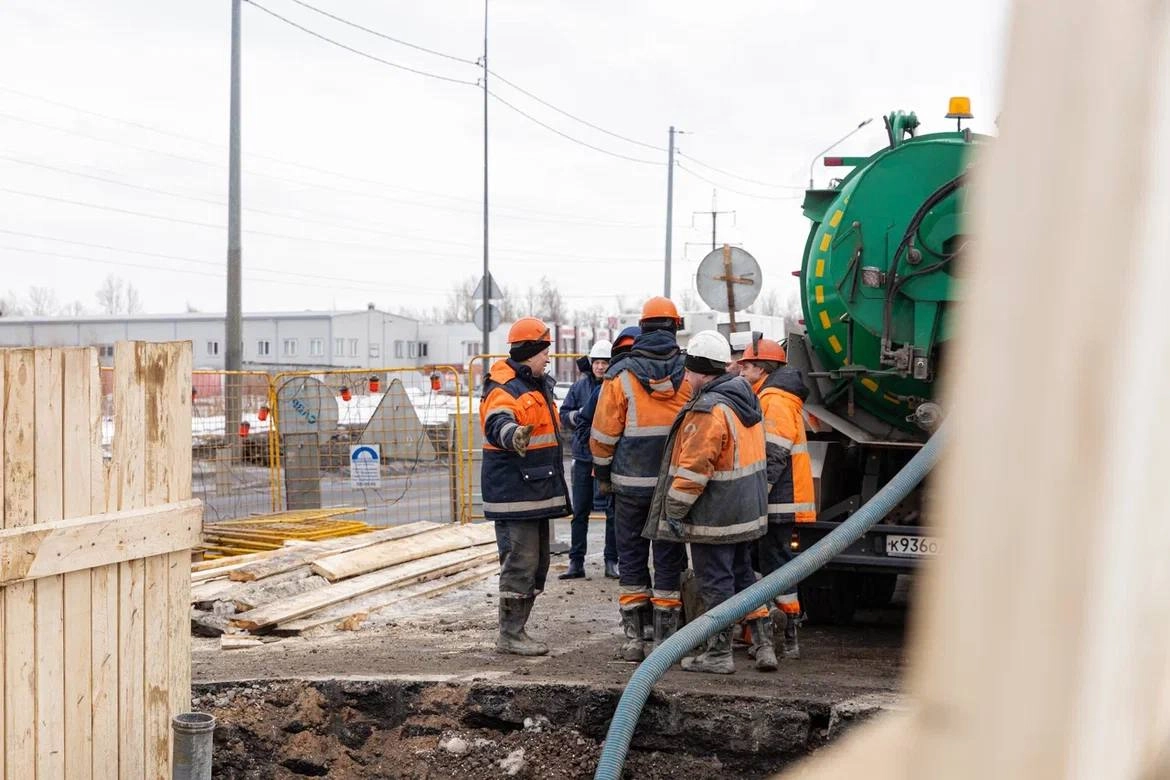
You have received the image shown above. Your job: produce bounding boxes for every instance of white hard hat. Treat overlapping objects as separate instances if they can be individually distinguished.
[686,330,732,365]
[588,340,612,360]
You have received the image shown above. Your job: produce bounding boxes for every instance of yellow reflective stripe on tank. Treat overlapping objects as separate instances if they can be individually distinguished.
[829,209,844,228]
[820,233,832,252]
[815,285,825,304]
[668,466,710,486]
[612,474,658,488]
[769,502,817,513]
[815,259,825,278]
[861,378,879,392]
[483,496,567,513]
[828,335,843,353]
[819,310,832,329]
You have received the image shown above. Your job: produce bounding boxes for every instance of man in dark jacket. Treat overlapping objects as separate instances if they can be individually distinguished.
[558,340,615,579]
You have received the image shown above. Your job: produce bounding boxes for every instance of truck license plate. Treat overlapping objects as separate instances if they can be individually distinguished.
[885,534,940,558]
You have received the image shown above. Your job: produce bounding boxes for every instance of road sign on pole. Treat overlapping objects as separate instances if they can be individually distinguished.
[472,272,505,301]
[473,303,501,331]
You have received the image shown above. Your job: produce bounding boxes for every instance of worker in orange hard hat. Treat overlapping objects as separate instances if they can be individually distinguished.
[480,316,572,656]
[645,329,769,674]
[591,299,690,661]
[738,335,814,661]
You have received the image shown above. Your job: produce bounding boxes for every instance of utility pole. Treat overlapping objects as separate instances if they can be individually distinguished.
[663,126,676,297]
[693,190,735,251]
[481,0,490,373]
[226,0,243,452]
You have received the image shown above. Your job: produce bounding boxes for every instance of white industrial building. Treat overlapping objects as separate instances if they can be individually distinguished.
[0,306,786,378]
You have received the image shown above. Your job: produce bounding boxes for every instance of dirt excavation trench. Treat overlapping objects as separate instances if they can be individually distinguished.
[192,521,908,778]
[194,675,895,779]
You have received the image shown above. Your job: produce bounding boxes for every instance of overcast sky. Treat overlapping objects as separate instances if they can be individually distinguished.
[0,0,1010,318]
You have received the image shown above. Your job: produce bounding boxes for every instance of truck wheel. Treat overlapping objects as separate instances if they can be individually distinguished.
[800,573,857,625]
[856,573,898,608]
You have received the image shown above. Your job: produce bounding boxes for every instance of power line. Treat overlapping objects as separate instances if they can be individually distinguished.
[243,0,478,86]
[284,0,476,65]
[0,188,663,264]
[0,109,653,228]
[487,90,663,166]
[487,70,664,152]
[677,151,804,190]
[676,163,802,201]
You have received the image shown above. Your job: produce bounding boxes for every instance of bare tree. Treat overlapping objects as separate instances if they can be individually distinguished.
[748,288,783,317]
[677,286,704,312]
[27,286,58,316]
[0,291,26,317]
[62,300,88,317]
[536,277,565,322]
[95,274,142,315]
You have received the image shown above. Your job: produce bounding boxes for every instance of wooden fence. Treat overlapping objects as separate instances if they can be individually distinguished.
[0,342,200,779]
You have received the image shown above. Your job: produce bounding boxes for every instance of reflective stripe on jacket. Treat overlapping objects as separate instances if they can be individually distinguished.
[589,334,690,497]
[479,359,571,521]
[645,374,768,544]
[754,368,816,524]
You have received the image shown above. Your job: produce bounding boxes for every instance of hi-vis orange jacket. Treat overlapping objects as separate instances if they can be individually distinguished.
[479,359,571,521]
[752,367,816,524]
[589,331,690,497]
[646,374,769,544]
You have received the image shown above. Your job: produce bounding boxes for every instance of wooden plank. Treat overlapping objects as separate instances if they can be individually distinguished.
[310,523,497,582]
[280,562,497,634]
[190,576,240,606]
[165,344,193,765]
[113,342,146,780]
[229,521,441,582]
[232,544,498,631]
[219,636,263,651]
[144,342,180,777]
[0,347,7,780]
[62,349,94,779]
[0,500,203,585]
[191,547,286,575]
[88,348,117,780]
[4,349,36,778]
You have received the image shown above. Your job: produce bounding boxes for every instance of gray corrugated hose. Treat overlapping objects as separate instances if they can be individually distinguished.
[593,425,946,779]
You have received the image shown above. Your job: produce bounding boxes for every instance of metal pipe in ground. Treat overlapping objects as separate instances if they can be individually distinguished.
[173,712,216,780]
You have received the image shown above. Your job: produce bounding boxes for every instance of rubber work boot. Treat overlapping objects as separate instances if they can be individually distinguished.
[495,597,548,656]
[604,559,619,579]
[783,613,801,660]
[751,616,778,671]
[558,559,585,580]
[681,629,734,674]
[620,606,646,661]
[652,607,680,647]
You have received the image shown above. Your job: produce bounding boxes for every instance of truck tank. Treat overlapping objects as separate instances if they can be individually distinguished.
[796,111,987,439]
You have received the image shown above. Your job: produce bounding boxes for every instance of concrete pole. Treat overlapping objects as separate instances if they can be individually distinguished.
[225,0,243,450]
[481,0,490,376]
[663,126,675,297]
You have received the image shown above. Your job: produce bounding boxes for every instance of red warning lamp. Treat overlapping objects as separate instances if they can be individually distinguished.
[430,373,441,392]
[258,405,269,422]
[238,420,250,438]
[368,376,380,393]
[339,386,352,402]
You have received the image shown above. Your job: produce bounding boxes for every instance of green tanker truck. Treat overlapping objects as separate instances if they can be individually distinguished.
[785,101,986,623]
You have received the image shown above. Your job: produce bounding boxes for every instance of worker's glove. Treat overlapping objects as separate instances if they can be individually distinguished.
[666,515,685,538]
[665,496,691,538]
[512,425,535,456]
[598,480,613,496]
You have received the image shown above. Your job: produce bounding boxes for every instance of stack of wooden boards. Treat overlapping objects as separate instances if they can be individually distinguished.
[191,521,498,645]
[198,507,372,558]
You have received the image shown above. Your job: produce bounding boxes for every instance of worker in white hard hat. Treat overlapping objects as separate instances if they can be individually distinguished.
[558,339,616,579]
[645,329,769,674]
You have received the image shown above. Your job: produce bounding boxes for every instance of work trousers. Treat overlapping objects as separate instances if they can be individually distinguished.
[757,521,800,606]
[691,541,757,610]
[615,493,687,593]
[569,459,617,565]
[495,518,550,599]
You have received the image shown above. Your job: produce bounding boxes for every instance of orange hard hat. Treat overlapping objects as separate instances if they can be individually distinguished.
[640,296,681,324]
[507,316,551,344]
[741,338,787,364]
